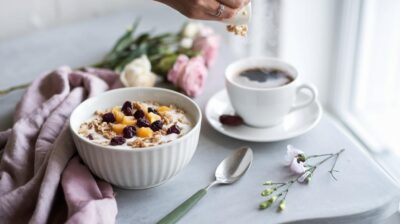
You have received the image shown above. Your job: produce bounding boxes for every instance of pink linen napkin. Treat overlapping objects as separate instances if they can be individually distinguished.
[0,67,120,224]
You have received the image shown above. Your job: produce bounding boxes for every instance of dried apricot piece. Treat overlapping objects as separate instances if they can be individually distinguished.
[146,112,161,123]
[112,124,127,134]
[157,106,170,114]
[122,116,136,126]
[137,127,153,138]
[112,107,124,123]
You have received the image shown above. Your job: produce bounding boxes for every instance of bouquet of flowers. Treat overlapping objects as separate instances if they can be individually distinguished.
[0,21,221,97]
[94,21,220,97]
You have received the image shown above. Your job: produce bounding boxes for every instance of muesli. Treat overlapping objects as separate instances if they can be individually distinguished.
[78,101,192,148]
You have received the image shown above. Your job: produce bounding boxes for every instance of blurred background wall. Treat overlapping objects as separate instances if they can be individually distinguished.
[0,0,150,41]
[279,0,338,106]
[0,0,338,105]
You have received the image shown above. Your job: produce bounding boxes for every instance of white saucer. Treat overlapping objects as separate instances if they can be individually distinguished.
[205,90,323,142]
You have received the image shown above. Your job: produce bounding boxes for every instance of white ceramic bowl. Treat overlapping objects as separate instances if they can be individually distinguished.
[69,87,202,189]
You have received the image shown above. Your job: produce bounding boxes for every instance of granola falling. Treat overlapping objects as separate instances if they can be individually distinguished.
[78,101,192,148]
[226,24,248,36]
[225,3,250,37]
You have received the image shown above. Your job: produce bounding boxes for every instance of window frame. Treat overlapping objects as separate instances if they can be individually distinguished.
[328,0,386,153]
[328,0,400,181]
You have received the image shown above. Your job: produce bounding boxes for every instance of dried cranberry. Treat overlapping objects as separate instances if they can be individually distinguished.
[219,115,243,126]
[167,125,181,135]
[102,112,116,123]
[110,136,126,145]
[137,118,150,127]
[87,134,94,140]
[123,126,136,139]
[150,120,163,131]
[148,107,159,115]
[121,101,133,116]
[134,109,145,119]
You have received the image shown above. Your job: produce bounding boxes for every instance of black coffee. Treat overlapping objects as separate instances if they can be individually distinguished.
[233,68,294,88]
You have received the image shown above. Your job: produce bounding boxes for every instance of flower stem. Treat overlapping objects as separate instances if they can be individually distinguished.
[263,181,286,186]
[328,149,345,180]
[0,83,30,96]
[303,149,345,180]
[260,148,346,212]
[305,153,335,160]
[280,189,290,201]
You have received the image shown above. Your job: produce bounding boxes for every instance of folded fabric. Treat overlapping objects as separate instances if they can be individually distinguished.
[0,67,120,224]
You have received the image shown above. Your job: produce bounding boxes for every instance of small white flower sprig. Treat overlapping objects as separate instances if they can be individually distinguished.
[259,145,345,212]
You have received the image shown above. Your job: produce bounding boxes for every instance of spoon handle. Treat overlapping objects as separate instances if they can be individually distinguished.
[157,188,207,224]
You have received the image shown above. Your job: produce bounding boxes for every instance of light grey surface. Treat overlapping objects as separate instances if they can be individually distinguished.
[0,9,399,224]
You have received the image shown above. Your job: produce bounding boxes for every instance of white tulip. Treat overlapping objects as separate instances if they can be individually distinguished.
[182,22,202,38]
[180,37,194,49]
[120,55,157,87]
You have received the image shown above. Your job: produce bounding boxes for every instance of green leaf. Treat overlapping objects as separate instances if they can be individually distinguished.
[100,19,141,65]
[111,19,140,53]
[156,54,178,74]
[135,33,150,45]
[177,48,201,57]
[96,50,130,69]
[114,43,148,72]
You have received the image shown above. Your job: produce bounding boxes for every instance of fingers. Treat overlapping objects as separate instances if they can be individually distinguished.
[201,0,238,20]
[219,6,238,20]
[217,0,249,9]
[156,0,213,20]
[156,0,244,21]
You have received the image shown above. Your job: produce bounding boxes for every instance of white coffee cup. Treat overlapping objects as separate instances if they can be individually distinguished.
[225,57,318,128]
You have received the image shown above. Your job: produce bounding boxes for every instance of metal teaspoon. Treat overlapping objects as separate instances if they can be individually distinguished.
[158,146,253,224]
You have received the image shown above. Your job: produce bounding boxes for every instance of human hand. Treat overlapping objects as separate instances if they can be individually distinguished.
[155,0,250,21]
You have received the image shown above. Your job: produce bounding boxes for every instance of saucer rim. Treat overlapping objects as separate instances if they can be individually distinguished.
[205,89,323,142]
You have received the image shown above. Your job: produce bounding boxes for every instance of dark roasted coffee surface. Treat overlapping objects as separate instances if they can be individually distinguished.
[233,68,294,88]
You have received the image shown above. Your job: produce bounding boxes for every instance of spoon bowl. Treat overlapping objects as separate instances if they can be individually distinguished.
[215,147,253,184]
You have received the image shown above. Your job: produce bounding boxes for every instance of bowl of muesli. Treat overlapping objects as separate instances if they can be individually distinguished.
[69,87,201,189]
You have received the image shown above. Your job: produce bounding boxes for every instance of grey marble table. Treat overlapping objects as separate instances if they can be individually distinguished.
[0,8,399,224]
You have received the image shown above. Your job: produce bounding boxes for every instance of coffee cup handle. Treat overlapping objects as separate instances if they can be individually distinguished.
[290,83,318,112]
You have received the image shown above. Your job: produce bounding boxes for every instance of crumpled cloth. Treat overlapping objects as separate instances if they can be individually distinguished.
[0,67,121,224]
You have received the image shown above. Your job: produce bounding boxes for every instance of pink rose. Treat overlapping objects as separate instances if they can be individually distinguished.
[167,55,208,97]
[167,55,189,85]
[179,56,208,97]
[192,33,220,68]
[197,26,214,37]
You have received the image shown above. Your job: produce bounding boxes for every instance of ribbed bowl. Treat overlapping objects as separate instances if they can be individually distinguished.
[70,87,201,189]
